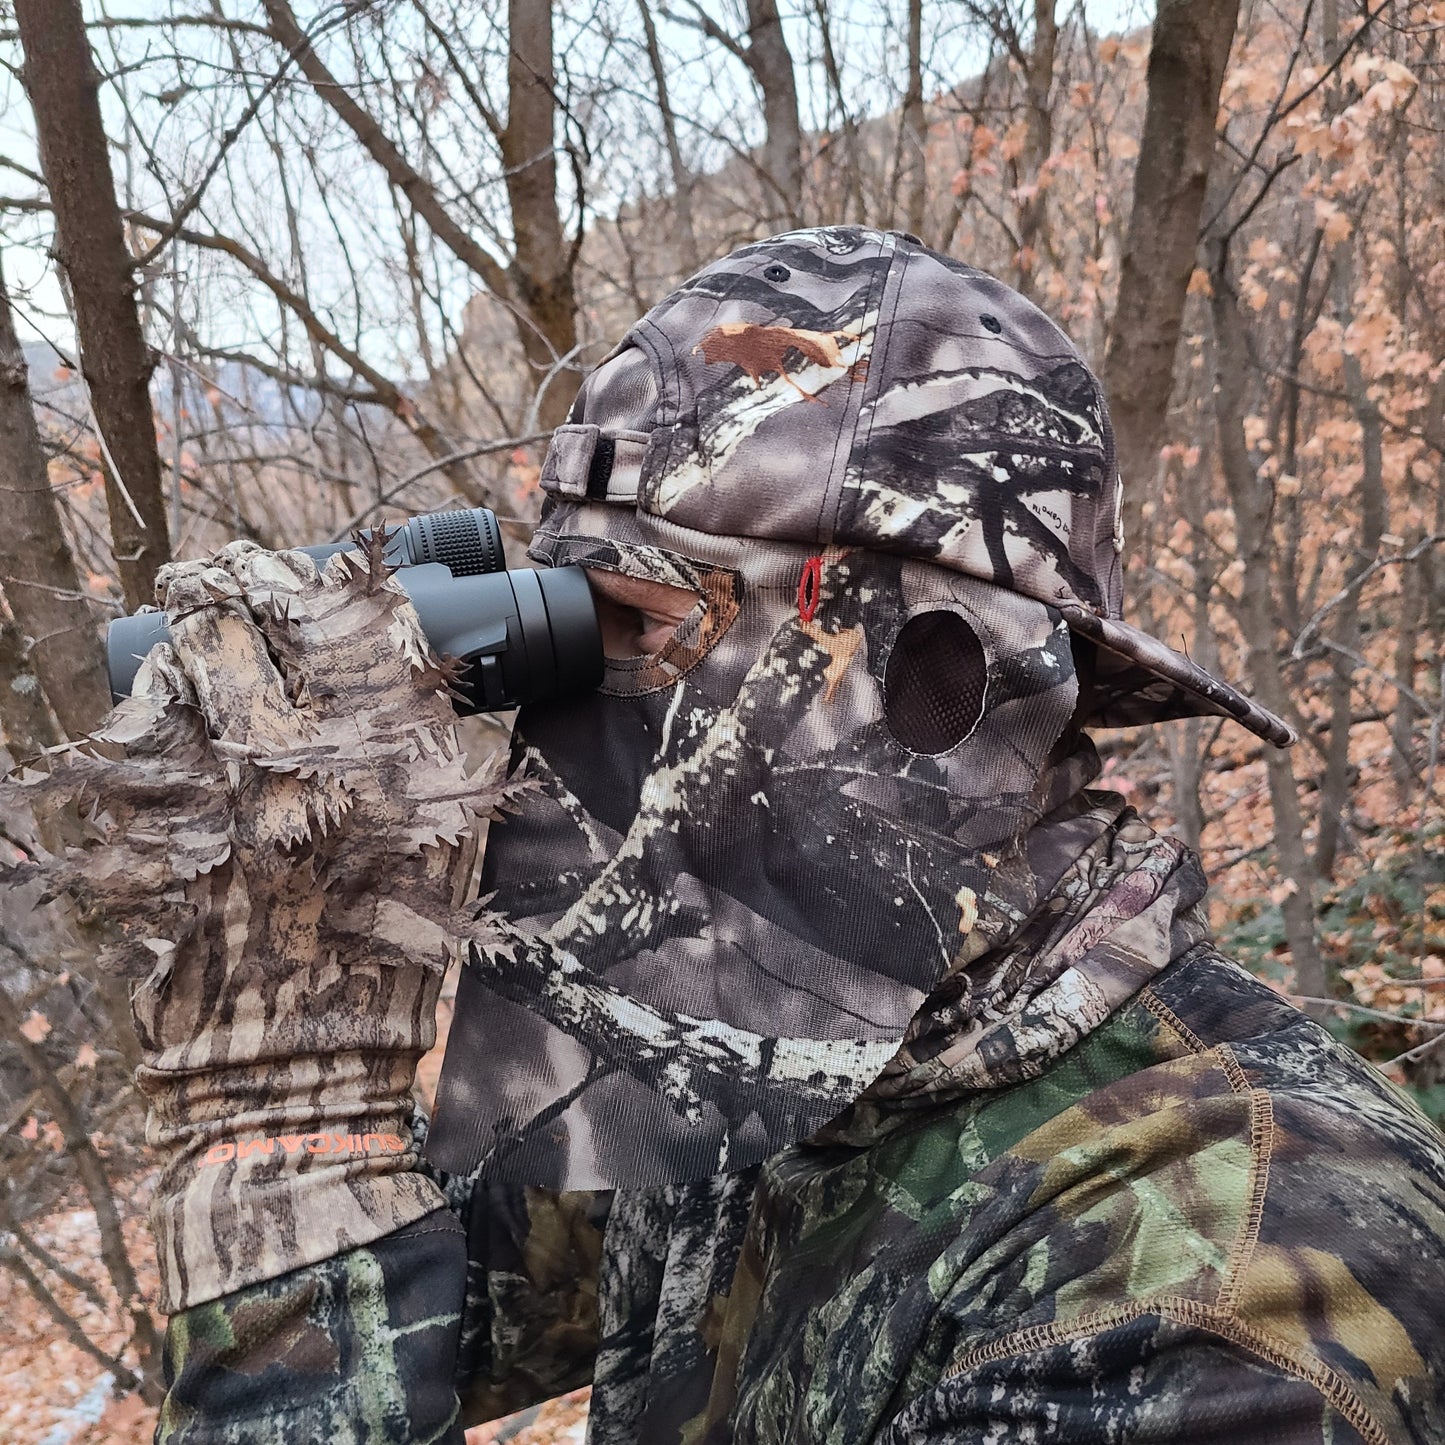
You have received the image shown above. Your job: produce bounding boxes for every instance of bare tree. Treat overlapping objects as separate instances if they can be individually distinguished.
[810,0,867,224]
[257,0,582,428]
[1310,0,1389,876]
[0,977,162,1399]
[1207,234,1331,1014]
[1017,0,1059,294]
[899,0,928,238]
[12,0,173,611]
[1104,0,1242,550]
[0,260,110,743]
[949,1,1063,295]
[672,0,803,228]
[638,0,701,268]
[501,0,580,426]
[741,0,804,229]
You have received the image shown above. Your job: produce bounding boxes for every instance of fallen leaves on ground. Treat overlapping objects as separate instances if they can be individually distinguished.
[0,1173,160,1445]
[466,1389,590,1444]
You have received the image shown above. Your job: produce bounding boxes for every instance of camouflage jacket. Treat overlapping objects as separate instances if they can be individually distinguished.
[156,838,1445,1444]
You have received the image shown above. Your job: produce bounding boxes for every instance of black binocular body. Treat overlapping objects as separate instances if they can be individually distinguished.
[105,507,604,715]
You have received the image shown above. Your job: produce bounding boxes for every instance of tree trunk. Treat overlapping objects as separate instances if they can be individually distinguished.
[812,0,866,224]
[1391,556,1422,801]
[502,0,579,430]
[1015,0,1058,298]
[0,612,61,759]
[1104,0,1241,554]
[899,0,927,238]
[1160,440,1222,853]
[258,0,580,429]
[1208,242,1329,1015]
[745,0,804,229]
[1314,229,1385,877]
[0,259,111,741]
[13,0,172,612]
[638,0,701,269]
[1311,1,1386,877]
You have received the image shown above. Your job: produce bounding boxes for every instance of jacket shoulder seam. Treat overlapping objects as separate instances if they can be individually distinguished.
[1138,985,1213,1057]
[939,1295,1389,1445]
[1215,1054,1275,1315]
[1120,996,1278,1320]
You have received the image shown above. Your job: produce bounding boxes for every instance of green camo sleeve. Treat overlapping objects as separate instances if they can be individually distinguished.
[155,1177,615,1443]
[884,1310,1378,1443]
[156,1209,468,1445]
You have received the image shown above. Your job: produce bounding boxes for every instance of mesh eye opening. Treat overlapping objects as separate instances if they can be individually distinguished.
[883,610,988,755]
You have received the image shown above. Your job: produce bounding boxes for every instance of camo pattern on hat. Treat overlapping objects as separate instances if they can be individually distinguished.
[539,225,1293,748]
[426,227,1289,1192]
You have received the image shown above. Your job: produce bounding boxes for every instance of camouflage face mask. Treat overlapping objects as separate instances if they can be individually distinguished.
[426,227,1292,1190]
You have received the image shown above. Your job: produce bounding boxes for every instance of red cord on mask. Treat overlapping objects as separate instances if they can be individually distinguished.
[797,556,822,622]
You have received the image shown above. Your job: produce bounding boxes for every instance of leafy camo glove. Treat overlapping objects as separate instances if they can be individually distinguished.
[6,537,506,1311]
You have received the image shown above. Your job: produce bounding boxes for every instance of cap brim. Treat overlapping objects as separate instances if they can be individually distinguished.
[1058,604,1297,750]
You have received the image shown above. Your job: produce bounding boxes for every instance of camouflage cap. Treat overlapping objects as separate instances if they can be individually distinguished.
[540,225,1295,749]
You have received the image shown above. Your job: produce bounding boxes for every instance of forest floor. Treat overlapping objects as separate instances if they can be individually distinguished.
[0,1171,160,1445]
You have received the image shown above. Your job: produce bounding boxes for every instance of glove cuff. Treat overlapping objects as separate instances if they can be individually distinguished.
[152,1144,448,1311]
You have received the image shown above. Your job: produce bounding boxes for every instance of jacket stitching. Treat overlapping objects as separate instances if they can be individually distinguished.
[1128,999,1279,1321]
[1215,1042,1254,1097]
[992,998,1304,1431]
[392,1223,465,1240]
[939,1295,1388,1445]
[1216,1047,1274,1317]
[1137,986,1212,1056]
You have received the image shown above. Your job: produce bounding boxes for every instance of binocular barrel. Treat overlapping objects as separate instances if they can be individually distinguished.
[105,507,604,715]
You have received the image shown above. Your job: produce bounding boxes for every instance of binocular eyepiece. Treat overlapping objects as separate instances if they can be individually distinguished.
[106,507,604,715]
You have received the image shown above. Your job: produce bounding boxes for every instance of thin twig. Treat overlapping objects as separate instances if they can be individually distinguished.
[1292,535,1445,658]
[1202,0,1393,237]
[1292,996,1445,1028]
[327,434,548,541]
[76,374,145,531]
[134,2,357,266]
[1384,1033,1445,1070]
[1312,636,1439,716]
[521,344,585,436]
[0,576,124,612]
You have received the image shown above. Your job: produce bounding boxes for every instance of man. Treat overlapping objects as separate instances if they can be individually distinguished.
[17,228,1445,1442]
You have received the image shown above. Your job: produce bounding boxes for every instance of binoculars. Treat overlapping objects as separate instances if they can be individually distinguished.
[106,507,603,715]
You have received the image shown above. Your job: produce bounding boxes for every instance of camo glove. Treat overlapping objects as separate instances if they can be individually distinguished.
[10,538,503,1311]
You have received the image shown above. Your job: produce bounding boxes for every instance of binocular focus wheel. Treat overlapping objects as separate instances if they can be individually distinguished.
[409,509,505,577]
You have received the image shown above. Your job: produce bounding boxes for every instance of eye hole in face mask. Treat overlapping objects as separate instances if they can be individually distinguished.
[585,568,703,659]
[883,610,988,754]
